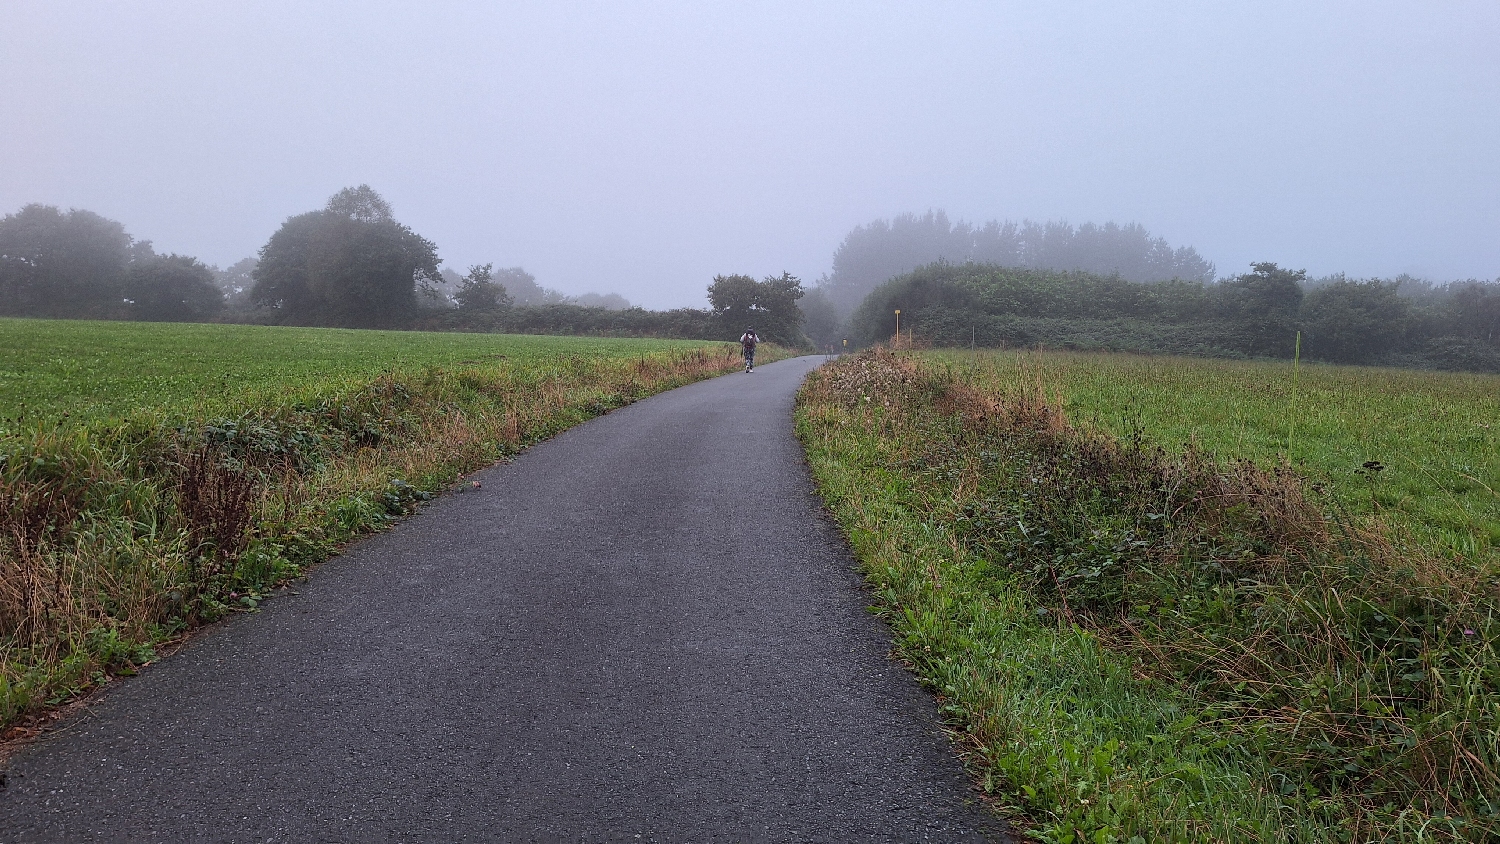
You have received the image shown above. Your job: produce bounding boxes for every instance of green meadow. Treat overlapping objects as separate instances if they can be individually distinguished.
[934,349,1500,565]
[0,317,720,430]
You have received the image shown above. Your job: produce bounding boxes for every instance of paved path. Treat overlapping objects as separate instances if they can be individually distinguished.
[0,356,1005,842]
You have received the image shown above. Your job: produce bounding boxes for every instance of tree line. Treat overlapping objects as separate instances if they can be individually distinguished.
[814,210,1217,320]
[852,261,1500,371]
[413,269,807,345]
[0,205,225,322]
[0,187,809,345]
[10,188,1495,369]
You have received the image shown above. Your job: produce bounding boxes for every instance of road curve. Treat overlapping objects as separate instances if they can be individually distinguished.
[1,355,1006,843]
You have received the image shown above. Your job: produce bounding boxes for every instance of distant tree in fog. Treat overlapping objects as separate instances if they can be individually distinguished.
[820,212,974,316]
[1214,262,1306,357]
[122,246,224,322]
[1449,281,1500,345]
[453,263,512,312]
[251,185,440,329]
[0,204,132,318]
[423,262,632,314]
[799,287,842,350]
[213,257,259,309]
[323,185,395,223]
[1299,278,1410,364]
[572,292,631,310]
[496,267,570,306]
[415,267,462,309]
[819,210,1215,317]
[708,271,806,345]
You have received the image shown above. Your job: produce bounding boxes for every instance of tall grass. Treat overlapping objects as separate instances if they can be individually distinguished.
[796,348,1499,842]
[1,336,761,731]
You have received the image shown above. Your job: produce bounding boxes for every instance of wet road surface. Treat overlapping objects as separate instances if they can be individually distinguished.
[1,355,1006,842]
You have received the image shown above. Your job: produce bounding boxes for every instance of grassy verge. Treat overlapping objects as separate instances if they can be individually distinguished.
[1,320,785,731]
[925,349,1499,564]
[796,348,1498,843]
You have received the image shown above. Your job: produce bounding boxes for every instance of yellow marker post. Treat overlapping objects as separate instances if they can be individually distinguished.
[894,309,901,342]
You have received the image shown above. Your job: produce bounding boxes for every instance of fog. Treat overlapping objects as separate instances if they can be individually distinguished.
[3,1,1496,309]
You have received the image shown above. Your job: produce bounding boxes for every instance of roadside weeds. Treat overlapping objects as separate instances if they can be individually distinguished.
[795,347,1499,843]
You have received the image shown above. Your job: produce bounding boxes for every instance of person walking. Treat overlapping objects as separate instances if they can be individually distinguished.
[740,327,759,372]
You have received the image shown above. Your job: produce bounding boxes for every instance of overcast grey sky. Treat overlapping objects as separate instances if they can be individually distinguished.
[3,1,1497,308]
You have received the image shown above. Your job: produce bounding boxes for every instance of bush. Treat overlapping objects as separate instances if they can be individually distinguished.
[1300,279,1411,364]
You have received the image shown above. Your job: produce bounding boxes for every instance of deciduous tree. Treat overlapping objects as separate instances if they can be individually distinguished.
[1215,262,1305,357]
[454,263,511,312]
[820,211,1216,319]
[0,204,131,318]
[251,186,440,328]
[799,287,843,350]
[1449,281,1500,345]
[1300,279,1410,363]
[122,250,224,322]
[496,266,569,306]
[708,271,805,345]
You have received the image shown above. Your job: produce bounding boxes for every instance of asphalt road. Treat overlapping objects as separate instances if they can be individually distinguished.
[0,355,1006,843]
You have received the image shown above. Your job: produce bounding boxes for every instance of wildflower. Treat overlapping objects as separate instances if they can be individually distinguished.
[1463,628,1476,637]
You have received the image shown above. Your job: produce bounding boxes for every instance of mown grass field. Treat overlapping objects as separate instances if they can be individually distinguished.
[931,349,1500,565]
[1,318,764,733]
[0,318,723,429]
[798,348,1499,843]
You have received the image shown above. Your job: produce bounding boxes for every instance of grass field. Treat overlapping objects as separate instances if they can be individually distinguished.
[1,318,764,732]
[798,348,1500,843]
[0,318,721,429]
[931,349,1500,565]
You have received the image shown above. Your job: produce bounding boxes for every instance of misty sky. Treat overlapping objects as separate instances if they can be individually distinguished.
[3,2,1497,309]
